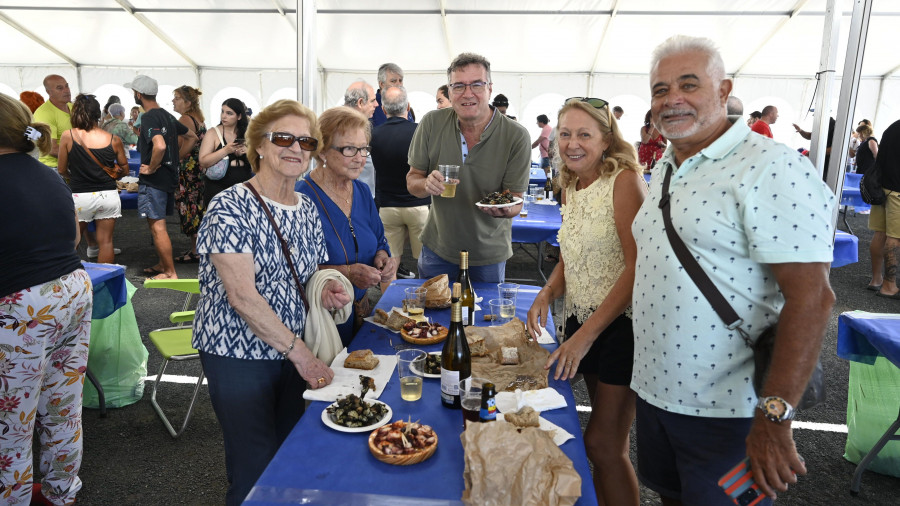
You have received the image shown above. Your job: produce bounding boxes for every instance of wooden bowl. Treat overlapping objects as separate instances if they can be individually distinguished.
[368,425,438,466]
[400,326,448,346]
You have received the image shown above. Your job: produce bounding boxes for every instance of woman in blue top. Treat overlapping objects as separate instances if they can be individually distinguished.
[298,106,397,345]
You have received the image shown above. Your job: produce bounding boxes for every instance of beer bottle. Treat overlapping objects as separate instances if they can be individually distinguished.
[479,382,497,422]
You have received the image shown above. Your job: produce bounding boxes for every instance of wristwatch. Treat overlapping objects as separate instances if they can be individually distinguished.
[756,396,795,423]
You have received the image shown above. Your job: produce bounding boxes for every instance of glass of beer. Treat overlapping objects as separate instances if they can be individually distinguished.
[397,349,426,401]
[439,164,460,198]
[459,376,488,428]
[520,194,535,217]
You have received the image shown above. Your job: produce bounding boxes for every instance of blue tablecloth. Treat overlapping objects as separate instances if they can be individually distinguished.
[833,231,858,268]
[837,311,900,367]
[643,172,652,184]
[529,168,547,186]
[119,190,138,210]
[248,279,598,505]
[83,262,127,319]
[841,173,871,211]
[512,201,561,244]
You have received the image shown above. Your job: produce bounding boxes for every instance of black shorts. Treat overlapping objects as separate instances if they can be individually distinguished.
[565,313,634,385]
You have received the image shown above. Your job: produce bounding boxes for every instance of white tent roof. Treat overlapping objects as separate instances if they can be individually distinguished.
[2,1,899,143]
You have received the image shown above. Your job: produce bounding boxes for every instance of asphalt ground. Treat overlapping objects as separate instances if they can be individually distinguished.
[61,204,899,505]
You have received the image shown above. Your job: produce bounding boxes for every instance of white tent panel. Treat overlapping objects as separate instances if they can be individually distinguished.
[0,23,64,65]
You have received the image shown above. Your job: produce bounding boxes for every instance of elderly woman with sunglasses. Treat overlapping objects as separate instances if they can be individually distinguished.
[193,100,351,506]
[298,106,397,345]
[526,97,647,506]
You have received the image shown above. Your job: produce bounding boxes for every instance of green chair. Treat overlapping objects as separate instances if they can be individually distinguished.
[143,278,204,438]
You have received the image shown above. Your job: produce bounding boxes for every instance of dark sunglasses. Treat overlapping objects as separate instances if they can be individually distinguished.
[567,97,609,110]
[265,132,319,151]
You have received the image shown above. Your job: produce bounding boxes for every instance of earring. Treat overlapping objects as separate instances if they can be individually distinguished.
[259,154,264,159]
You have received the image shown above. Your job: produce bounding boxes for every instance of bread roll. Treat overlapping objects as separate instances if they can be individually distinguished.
[344,349,379,370]
[500,346,519,365]
[504,406,540,428]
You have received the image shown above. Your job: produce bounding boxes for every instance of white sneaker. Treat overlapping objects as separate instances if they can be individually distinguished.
[87,247,122,258]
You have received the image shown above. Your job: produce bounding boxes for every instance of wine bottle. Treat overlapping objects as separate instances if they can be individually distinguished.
[544,172,553,201]
[457,250,476,326]
[441,282,472,409]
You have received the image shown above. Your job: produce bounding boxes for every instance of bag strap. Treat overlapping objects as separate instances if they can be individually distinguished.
[73,130,119,175]
[243,182,310,311]
[299,177,356,265]
[213,125,225,147]
[658,163,751,345]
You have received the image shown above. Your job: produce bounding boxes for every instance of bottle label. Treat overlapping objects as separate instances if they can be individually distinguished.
[461,307,469,323]
[480,399,497,421]
[441,369,460,402]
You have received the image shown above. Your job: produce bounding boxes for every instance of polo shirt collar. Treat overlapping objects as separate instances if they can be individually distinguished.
[658,117,749,169]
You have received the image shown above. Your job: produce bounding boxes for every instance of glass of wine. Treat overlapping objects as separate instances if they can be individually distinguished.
[488,298,515,326]
[397,349,426,401]
[404,287,427,321]
[438,164,460,198]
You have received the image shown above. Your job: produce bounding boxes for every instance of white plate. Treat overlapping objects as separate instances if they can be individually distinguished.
[321,399,392,433]
[413,352,442,379]
[476,196,523,209]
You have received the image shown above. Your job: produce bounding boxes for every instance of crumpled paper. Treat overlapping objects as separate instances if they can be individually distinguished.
[461,422,581,506]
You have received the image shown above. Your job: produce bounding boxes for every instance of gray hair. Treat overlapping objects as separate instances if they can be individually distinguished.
[726,96,743,116]
[343,80,370,108]
[381,86,408,117]
[377,63,403,87]
[447,52,492,83]
[108,103,126,117]
[650,35,725,85]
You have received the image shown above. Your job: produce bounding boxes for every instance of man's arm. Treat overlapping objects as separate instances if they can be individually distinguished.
[745,261,834,499]
[141,134,167,175]
[407,166,443,198]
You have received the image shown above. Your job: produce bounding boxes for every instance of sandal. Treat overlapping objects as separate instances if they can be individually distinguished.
[143,266,163,276]
[175,251,200,263]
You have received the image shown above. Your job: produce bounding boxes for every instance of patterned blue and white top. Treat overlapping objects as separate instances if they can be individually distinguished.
[193,184,328,360]
[630,120,836,418]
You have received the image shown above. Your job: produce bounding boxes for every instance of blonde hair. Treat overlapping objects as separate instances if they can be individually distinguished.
[174,85,205,122]
[555,99,641,189]
[856,124,873,139]
[0,93,52,155]
[315,106,371,167]
[246,99,320,173]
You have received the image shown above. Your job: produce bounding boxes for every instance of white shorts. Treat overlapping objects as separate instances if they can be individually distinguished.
[73,190,122,222]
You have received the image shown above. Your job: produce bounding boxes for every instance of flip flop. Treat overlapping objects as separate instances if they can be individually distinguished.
[143,266,163,276]
[175,251,200,264]
[867,284,882,291]
[147,274,178,281]
[875,290,900,300]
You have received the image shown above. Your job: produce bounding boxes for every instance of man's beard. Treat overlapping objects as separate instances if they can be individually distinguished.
[134,93,143,106]
[656,108,705,140]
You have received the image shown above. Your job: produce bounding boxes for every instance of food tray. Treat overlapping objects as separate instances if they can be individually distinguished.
[400,327,448,345]
[368,426,438,465]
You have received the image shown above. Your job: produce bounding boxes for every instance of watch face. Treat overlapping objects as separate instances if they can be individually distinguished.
[764,397,787,420]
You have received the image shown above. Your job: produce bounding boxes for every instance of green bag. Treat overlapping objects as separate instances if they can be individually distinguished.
[843,356,900,477]
[83,280,149,409]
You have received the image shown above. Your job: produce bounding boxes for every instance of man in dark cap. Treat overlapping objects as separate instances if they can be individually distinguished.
[492,94,509,116]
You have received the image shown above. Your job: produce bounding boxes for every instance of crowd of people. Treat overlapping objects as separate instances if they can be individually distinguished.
[3,32,899,506]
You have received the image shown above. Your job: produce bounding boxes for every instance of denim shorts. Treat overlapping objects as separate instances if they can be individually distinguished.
[635,396,772,505]
[137,184,174,220]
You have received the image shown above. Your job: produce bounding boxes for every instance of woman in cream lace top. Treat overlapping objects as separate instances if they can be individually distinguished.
[526,97,647,505]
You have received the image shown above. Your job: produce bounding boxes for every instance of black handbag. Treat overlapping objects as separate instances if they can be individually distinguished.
[859,161,886,205]
[658,163,825,410]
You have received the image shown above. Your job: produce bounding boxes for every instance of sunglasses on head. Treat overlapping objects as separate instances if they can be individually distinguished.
[567,97,609,110]
[265,132,318,151]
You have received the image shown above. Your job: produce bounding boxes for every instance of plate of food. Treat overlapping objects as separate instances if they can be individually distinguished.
[476,190,523,208]
[400,320,449,345]
[369,420,438,465]
[413,352,441,379]
[322,394,392,433]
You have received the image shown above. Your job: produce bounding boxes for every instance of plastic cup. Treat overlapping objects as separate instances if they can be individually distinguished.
[404,287,427,318]
[521,194,535,217]
[459,376,488,428]
[489,298,515,326]
[498,283,519,305]
[397,349,426,401]
[439,165,460,198]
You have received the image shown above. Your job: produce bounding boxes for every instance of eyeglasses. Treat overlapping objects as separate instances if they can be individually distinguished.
[332,145,371,157]
[265,132,319,151]
[567,97,609,110]
[448,81,489,95]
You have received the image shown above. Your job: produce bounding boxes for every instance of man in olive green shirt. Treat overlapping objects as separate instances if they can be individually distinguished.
[32,74,73,168]
[407,53,531,283]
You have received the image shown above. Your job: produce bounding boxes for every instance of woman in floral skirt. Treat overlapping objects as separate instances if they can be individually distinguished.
[173,85,207,263]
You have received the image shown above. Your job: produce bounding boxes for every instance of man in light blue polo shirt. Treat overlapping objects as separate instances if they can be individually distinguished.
[631,35,836,505]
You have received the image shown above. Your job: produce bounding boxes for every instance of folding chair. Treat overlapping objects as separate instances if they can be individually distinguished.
[143,279,204,438]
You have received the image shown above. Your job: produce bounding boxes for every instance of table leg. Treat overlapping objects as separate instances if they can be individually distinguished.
[85,366,107,418]
[537,242,548,283]
[840,205,855,235]
[850,405,900,494]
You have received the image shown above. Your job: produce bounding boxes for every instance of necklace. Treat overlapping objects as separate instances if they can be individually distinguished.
[317,170,353,206]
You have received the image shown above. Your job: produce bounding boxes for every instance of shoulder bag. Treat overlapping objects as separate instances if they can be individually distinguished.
[658,162,825,410]
[74,130,127,180]
[205,127,229,180]
[243,182,310,314]
[859,161,886,205]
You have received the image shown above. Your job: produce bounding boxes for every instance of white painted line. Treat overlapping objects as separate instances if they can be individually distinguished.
[142,374,207,385]
[574,406,848,433]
